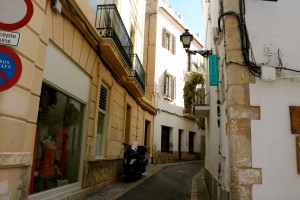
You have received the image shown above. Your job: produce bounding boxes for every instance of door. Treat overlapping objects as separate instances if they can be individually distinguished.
[178,130,183,160]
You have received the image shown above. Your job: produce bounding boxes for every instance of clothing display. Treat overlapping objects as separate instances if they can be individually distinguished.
[38,138,56,177]
[30,83,83,194]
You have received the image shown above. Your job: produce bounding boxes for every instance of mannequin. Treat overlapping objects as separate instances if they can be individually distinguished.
[38,135,56,177]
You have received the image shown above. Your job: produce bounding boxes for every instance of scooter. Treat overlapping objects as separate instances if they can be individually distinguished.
[123,143,148,181]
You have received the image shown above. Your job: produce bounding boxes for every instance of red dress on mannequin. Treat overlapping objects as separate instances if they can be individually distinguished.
[38,138,56,177]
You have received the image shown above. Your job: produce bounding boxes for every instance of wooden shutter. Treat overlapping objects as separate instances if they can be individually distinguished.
[172,35,176,54]
[162,28,166,48]
[163,70,167,95]
[171,75,176,99]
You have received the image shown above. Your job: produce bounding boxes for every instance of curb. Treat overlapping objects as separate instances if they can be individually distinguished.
[191,169,202,200]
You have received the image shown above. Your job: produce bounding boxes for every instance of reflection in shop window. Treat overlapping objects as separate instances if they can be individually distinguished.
[29,83,84,194]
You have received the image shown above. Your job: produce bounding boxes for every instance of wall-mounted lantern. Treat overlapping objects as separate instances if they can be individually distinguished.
[180,29,212,57]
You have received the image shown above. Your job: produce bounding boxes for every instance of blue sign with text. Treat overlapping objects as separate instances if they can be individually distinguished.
[209,55,218,86]
[0,46,22,91]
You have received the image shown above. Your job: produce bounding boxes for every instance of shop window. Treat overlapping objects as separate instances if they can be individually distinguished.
[164,71,176,100]
[31,83,84,194]
[161,126,170,152]
[96,84,109,157]
[162,28,176,54]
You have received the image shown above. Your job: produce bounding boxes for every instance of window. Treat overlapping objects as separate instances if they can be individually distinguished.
[162,28,176,54]
[164,71,176,100]
[161,126,170,152]
[178,129,183,160]
[31,83,84,194]
[96,84,109,157]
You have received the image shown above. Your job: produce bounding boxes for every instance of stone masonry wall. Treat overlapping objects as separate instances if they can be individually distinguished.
[223,1,262,199]
[83,159,124,188]
[153,151,201,164]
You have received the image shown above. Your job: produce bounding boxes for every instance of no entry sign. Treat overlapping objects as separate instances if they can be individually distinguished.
[0,0,34,30]
[0,46,22,91]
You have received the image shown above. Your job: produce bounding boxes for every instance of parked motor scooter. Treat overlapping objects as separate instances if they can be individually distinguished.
[123,143,148,181]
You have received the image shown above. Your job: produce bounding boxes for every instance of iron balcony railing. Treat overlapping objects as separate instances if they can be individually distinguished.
[195,87,207,105]
[131,54,146,92]
[96,4,133,67]
[184,85,209,114]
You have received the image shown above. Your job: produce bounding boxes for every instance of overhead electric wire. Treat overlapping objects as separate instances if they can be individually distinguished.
[218,0,300,77]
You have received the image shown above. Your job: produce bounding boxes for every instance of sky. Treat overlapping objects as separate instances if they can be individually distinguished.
[169,0,205,44]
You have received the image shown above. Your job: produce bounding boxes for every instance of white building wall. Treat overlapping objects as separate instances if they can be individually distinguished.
[204,0,300,199]
[202,0,230,193]
[246,1,300,199]
[154,111,201,153]
[152,0,203,155]
[88,0,145,57]
[251,81,300,200]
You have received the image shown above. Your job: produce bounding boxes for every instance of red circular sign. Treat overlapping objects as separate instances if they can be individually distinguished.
[0,46,22,91]
[0,0,34,30]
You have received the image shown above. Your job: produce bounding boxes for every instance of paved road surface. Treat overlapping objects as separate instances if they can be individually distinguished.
[117,161,204,200]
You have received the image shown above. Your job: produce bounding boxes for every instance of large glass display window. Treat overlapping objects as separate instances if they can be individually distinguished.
[30,83,84,194]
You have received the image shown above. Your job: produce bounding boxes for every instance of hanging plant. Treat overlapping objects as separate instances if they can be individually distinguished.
[183,72,205,113]
[183,72,206,130]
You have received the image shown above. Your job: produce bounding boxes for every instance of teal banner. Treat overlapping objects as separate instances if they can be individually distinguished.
[209,54,218,86]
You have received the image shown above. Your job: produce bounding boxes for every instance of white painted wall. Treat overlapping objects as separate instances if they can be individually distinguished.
[246,0,300,72]
[246,1,300,199]
[152,0,203,154]
[251,80,300,200]
[202,0,230,193]
[154,111,201,153]
[204,0,300,198]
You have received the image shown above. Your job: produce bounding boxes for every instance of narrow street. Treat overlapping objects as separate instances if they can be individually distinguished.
[117,160,204,200]
[87,160,209,200]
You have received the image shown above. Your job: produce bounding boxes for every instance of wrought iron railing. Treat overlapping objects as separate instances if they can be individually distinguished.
[96,4,133,67]
[195,87,206,105]
[131,54,146,92]
[184,85,209,114]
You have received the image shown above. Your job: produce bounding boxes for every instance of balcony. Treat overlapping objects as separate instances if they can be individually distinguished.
[127,54,146,94]
[95,4,146,96]
[95,4,146,97]
[95,4,133,68]
[193,87,210,117]
[184,86,210,118]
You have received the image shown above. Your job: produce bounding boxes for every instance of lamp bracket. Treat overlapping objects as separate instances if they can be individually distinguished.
[186,49,212,57]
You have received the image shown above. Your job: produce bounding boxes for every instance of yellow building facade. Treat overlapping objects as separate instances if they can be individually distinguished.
[0,0,155,199]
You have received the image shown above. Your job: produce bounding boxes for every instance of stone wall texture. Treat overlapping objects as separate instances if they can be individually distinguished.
[83,160,124,188]
[153,151,201,164]
[223,0,262,199]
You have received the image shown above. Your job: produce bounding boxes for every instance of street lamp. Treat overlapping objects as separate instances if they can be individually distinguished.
[180,29,212,57]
